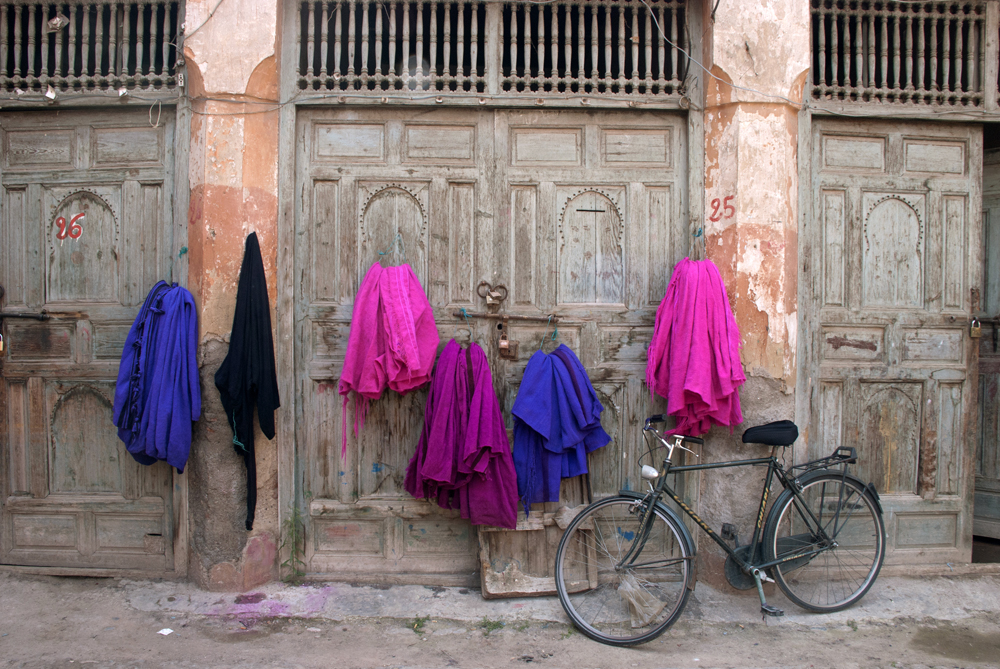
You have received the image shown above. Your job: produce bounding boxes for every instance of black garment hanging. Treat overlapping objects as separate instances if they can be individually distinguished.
[215,232,280,531]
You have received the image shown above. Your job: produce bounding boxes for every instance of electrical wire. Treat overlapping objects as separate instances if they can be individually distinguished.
[637,0,805,108]
[181,0,227,42]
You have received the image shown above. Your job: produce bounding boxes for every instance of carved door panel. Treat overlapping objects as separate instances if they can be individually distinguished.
[294,108,688,585]
[0,110,178,572]
[807,119,981,564]
[974,149,1000,539]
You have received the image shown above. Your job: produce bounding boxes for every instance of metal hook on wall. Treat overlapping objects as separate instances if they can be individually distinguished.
[691,226,706,261]
[377,232,407,266]
[539,315,559,352]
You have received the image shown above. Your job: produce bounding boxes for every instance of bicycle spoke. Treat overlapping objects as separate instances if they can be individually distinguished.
[629,557,688,570]
[556,497,692,645]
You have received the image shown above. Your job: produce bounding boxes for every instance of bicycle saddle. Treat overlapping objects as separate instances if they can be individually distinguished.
[741,420,798,447]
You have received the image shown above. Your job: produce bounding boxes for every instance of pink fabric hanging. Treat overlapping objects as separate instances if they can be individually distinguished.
[338,262,439,457]
[646,257,745,436]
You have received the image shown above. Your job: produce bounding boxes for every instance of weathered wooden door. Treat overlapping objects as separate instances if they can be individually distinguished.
[974,148,1000,539]
[806,118,981,564]
[294,107,687,585]
[0,109,179,573]
[478,110,686,595]
[296,107,494,584]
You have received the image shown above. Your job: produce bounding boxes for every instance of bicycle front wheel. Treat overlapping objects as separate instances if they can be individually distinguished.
[554,496,693,646]
[764,472,885,612]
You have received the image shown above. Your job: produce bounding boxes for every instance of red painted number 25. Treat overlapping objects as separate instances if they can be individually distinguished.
[708,195,736,222]
[55,213,85,240]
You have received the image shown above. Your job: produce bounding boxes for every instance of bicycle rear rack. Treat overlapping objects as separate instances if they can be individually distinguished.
[789,446,857,476]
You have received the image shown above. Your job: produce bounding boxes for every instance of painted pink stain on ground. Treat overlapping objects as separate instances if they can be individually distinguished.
[300,586,336,613]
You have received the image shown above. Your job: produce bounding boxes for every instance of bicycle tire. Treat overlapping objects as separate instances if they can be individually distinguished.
[763,471,885,612]
[554,495,694,646]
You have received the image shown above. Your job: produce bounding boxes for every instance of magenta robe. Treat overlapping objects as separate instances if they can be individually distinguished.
[405,340,518,529]
[646,258,745,436]
[338,262,439,457]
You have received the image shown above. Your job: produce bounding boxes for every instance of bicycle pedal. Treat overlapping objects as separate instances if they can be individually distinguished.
[760,604,784,617]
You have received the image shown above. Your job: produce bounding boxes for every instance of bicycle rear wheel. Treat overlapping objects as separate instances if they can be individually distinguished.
[554,496,693,646]
[764,472,885,612]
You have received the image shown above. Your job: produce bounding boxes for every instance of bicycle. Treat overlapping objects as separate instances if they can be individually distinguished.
[554,414,886,647]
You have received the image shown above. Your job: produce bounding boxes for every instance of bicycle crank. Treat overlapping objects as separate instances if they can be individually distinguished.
[752,568,784,618]
[723,545,761,591]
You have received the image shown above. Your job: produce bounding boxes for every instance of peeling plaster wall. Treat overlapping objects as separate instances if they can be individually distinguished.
[183,0,278,95]
[704,0,808,389]
[695,0,808,588]
[184,0,281,590]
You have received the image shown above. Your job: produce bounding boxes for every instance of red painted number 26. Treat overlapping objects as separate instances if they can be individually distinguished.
[55,213,85,240]
[708,195,736,222]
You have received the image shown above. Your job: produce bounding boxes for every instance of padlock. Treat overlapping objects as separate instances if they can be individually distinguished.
[971,318,983,338]
[0,333,4,353]
[497,332,519,360]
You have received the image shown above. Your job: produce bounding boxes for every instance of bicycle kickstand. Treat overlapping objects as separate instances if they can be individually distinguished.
[752,568,784,619]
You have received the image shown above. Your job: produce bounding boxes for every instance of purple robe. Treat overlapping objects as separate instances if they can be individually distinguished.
[512,345,610,513]
[405,340,518,529]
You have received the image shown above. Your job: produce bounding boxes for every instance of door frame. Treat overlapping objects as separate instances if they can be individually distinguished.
[0,100,192,579]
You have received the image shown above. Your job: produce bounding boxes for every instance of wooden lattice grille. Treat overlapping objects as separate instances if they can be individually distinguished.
[811,0,985,106]
[0,0,181,93]
[298,1,488,92]
[296,0,688,99]
[501,0,686,95]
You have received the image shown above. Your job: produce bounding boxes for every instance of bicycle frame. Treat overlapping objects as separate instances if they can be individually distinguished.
[627,433,852,577]
[656,455,810,573]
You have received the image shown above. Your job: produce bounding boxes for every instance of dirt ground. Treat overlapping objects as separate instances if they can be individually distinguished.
[2,573,999,669]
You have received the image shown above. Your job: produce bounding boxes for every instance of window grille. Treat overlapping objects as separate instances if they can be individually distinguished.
[0,0,181,94]
[501,0,686,95]
[298,1,488,92]
[296,0,689,99]
[811,0,985,107]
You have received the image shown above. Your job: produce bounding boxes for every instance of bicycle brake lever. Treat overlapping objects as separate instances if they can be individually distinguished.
[675,441,700,458]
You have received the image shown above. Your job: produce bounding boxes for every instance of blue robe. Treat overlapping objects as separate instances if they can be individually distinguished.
[113,282,201,473]
[512,345,610,513]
